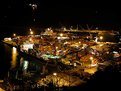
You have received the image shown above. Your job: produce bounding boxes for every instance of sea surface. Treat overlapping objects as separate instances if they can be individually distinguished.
[0,42,12,79]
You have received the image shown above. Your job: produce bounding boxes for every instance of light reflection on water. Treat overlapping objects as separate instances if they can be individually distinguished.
[11,47,17,68]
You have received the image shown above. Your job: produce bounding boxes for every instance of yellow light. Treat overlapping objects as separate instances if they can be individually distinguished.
[60,33,63,37]
[53,73,57,76]
[30,28,34,35]
[11,47,17,68]
[90,57,93,60]
[13,33,16,37]
[8,38,12,41]
[99,44,103,47]
[29,38,32,41]
[99,36,103,40]
[56,46,58,49]
[95,37,98,42]
[13,47,17,54]
[47,28,50,30]
[30,31,33,35]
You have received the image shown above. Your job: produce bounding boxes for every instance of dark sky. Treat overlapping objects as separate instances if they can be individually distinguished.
[0,0,121,30]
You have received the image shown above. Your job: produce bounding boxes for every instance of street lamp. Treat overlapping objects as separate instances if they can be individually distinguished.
[53,73,57,90]
[13,33,16,37]
[29,3,37,11]
[29,38,32,42]
[90,57,93,60]
[60,33,63,37]
[30,31,33,35]
[53,72,57,76]
[29,28,34,35]
[99,36,103,40]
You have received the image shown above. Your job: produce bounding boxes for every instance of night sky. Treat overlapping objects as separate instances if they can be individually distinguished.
[0,0,121,32]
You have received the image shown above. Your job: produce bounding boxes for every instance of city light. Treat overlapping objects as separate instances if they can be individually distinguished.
[53,73,57,76]
[90,57,93,60]
[2,3,121,90]
[99,36,103,40]
[13,33,16,37]
[23,60,29,70]
[30,31,33,35]
[11,47,17,68]
[99,44,103,47]
[60,33,63,37]
[29,3,37,10]
[56,46,58,49]
[13,47,17,54]
[29,28,34,35]
[95,37,98,42]
[29,38,32,41]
